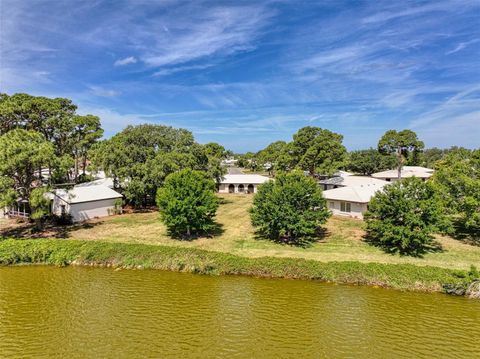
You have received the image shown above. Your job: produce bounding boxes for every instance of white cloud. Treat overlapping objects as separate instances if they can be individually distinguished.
[114,56,137,66]
[89,86,121,97]
[445,39,479,55]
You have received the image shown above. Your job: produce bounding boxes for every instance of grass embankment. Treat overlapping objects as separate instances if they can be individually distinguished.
[1,194,479,294]
[58,194,480,271]
[0,239,474,293]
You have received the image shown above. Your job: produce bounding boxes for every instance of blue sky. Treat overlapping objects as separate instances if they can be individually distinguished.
[1,0,479,152]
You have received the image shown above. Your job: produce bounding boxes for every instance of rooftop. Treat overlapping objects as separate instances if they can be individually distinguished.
[323,182,387,203]
[220,174,271,184]
[53,184,122,204]
[372,166,434,179]
[319,175,388,187]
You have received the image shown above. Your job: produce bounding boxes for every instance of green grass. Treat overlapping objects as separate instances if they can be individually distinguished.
[53,194,480,271]
[0,239,474,293]
[1,194,479,295]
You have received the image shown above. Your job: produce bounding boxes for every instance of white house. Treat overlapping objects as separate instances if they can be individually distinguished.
[323,182,387,219]
[371,166,433,182]
[50,182,122,223]
[218,174,270,194]
[319,173,388,190]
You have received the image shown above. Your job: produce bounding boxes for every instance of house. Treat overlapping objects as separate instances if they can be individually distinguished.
[371,166,433,182]
[218,174,270,194]
[221,158,238,167]
[323,182,387,219]
[319,173,387,190]
[50,182,122,222]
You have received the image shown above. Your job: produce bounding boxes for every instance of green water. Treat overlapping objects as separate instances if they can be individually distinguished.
[0,266,479,358]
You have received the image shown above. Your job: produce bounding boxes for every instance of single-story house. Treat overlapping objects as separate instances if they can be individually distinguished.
[319,173,388,191]
[50,183,122,223]
[218,174,270,194]
[221,158,238,167]
[323,182,387,219]
[371,166,433,182]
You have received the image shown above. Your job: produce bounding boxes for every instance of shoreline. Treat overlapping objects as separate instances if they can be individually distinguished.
[0,239,477,297]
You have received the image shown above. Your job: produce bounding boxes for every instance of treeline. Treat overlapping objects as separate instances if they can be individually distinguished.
[0,93,229,217]
[90,125,229,207]
[237,127,466,176]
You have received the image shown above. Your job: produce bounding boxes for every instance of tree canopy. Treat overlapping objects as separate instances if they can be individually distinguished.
[347,148,397,175]
[0,129,55,210]
[253,127,347,176]
[90,124,226,207]
[290,127,347,175]
[432,148,480,233]
[364,177,448,256]
[156,169,219,237]
[0,93,103,183]
[250,171,330,244]
[256,141,288,175]
[378,129,424,179]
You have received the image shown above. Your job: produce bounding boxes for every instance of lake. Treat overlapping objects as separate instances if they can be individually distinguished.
[0,266,478,358]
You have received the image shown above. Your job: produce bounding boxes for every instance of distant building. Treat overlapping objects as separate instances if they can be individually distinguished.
[323,182,387,219]
[221,158,238,167]
[371,166,433,182]
[49,182,122,222]
[218,174,270,194]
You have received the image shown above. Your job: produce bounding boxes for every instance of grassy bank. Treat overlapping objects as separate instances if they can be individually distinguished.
[2,194,479,271]
[0,239,475,294]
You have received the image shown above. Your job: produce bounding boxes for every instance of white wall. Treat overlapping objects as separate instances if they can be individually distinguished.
[327,200,367,219]
[218,183,257,194]
[52,198,119,222]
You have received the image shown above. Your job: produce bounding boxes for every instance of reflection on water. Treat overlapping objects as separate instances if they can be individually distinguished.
[0,266,479,358]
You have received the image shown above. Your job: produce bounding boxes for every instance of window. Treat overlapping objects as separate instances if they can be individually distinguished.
[329,202,335,209]
[60,205,66,215]
[340,202,351,213]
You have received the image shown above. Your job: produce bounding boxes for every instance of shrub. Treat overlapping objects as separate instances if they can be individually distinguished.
[156,169,219,238]
[364,177,448,256]
[250,171,330,244]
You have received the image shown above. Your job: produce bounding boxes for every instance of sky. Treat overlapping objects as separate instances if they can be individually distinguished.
[1,0,479,152]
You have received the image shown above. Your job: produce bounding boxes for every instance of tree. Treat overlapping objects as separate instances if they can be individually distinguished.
[250,171,330,244]
[289,127,347,176]
[156,169,219,237]
[378,129,424,179]
[347,148,397,175]
[29,187,51,230]
[90,124,226,207]
[70,115,103,180]
[0,129,55,210]
[0,93,103,184]
[432,148,480,233]
[256,141,287,176]
[364,177,448,256]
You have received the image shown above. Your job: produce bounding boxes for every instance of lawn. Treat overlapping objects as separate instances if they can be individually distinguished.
[4,194,476,270]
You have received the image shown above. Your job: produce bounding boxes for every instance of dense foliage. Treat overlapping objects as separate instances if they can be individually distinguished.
[364,178,448,256]
[256,141,288,175]
[156,169,219,237]
[432,148,480,233]
[378,129,424,178]
[347,148,397,175]
[245,126,347,176]
[250,171,330,244]
[0,129,54,208]
[284,127,347,175]
[90,124,226,207]
[0,93,103,183]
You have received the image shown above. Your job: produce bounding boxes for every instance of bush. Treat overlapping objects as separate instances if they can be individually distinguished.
[364,177,448,256]
[156,169,219,238]
[250,171,330,244]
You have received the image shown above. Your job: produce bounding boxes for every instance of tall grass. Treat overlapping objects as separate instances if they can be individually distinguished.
[0,239,474,294]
